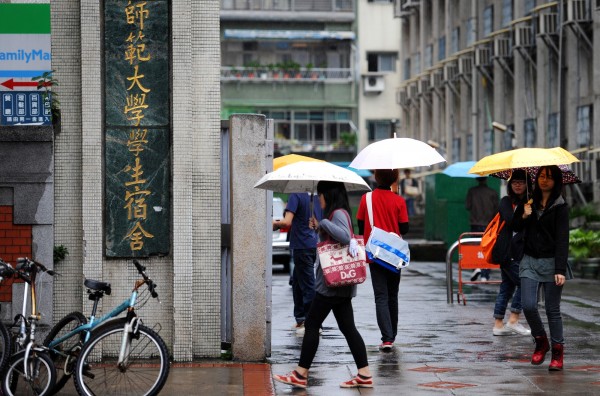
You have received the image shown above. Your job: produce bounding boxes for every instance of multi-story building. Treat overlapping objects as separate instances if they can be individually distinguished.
[220,0,359,160]
[357,0,403,150]
[396,0,600,202]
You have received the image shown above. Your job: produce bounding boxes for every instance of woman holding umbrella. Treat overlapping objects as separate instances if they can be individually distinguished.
[512,165,571,371]
[273,181,373,389]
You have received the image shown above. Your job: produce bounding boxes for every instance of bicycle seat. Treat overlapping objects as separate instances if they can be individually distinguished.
[84,279,112,295]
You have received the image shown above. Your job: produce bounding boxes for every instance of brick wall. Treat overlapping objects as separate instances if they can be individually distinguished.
[0,206,32,302]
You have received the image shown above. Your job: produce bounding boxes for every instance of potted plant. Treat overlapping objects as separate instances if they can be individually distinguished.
[569,228,600,278]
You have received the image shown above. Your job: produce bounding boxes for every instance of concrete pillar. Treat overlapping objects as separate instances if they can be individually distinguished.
[230,114,272,361]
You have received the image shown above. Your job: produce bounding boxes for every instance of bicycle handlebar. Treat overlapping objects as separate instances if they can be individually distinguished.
[132,259,159,299]
[16,257,59,278]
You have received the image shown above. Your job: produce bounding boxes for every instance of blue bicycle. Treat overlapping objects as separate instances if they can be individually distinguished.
[43,259,170,396]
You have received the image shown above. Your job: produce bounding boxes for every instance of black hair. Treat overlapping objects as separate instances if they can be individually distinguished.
[375,169,399,188]
[316,181,351,220]
[507,169,532,203]
[532,165,563,207]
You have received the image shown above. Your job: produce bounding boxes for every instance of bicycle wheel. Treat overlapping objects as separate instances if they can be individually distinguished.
[74,320,170,396]
[43,311,87,394]
[0,322,12,372]
[1,349,56,396]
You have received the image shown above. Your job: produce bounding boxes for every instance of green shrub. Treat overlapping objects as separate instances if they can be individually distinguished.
[569,228,600,261]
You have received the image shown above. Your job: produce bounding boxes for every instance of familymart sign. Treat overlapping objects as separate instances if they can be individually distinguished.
[0,3,51,126]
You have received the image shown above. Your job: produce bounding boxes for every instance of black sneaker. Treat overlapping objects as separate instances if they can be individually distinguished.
[470,269,481,281]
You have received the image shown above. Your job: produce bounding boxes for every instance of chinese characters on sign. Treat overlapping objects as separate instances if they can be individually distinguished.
[104,0,170,257]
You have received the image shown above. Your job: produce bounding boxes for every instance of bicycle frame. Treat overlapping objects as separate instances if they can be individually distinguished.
[47,290,139,351]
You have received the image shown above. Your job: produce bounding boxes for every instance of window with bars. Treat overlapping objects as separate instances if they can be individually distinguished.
[524,118,537,147]
[547,113,559,147]
[576,105,592,147]
[438,36,446,61]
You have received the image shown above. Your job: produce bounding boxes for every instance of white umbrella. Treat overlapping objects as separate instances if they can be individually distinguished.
[253,161,371,193]
[349,135,446,170]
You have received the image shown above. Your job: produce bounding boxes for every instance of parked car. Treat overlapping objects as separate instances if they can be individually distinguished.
[272,197,291,271]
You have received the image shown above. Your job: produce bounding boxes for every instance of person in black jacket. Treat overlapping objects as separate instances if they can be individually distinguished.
[491,169,532,337]
[512,165,570,371]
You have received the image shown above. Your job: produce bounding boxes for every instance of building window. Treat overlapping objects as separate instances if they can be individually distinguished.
[367,53,397,72]
[502,0,513,27]
[524,118,536,147]
[466,135,473,159]
[424,45,433,68]
[483,128,493,156]
[413,53,421,74]
[451,27,460,54]
[438,36,446,61]
[452,137,461,162]
[466,18,476,46]
[404,58,411,80]
[483,6,494,37]
[501,124,514,150]
[367,120,393,142]
[524,0,535,15]
[547,113,559,147]
[576,105,592,147]
[261,109,353,148]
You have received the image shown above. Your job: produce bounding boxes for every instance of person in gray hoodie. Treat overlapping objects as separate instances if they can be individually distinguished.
[273,181,372,390]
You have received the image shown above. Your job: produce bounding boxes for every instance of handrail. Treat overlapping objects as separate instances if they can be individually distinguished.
[445,237,482,303]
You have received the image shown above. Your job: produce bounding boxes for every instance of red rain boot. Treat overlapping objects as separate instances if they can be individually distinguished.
[531,335,550,365]
[549,343,564,371]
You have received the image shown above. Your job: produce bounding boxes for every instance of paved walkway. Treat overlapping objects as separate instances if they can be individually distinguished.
[57,261,600,395]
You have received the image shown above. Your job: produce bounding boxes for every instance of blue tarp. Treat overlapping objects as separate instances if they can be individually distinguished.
[223,29,355,41]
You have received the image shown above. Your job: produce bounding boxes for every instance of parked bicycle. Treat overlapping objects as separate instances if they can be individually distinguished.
[0,259,15,373]
[44,259,170,396]
[0,257,57,396]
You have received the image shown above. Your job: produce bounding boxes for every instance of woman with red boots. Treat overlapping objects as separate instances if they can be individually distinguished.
[512,165,571,371]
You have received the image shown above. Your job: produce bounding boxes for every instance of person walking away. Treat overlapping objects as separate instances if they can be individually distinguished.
[399,169,419,216]
[273,193,322,335]
[356,169,409,351]
[466,176,499,281]
[273,181,373,389]
[512,165,570,371]
[491,169,531,337]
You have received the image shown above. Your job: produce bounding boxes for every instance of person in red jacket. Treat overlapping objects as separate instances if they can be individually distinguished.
[356,169,409,351]
[512,165,571,371]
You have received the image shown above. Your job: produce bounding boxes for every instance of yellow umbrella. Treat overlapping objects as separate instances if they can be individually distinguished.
[273,154,323,170]
[469,147,579,176]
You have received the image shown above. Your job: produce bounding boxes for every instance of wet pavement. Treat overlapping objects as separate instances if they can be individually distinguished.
[55,260,600,395]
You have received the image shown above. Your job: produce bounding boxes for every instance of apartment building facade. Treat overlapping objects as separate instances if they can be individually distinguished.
[220,0,359,160]
[396,0,599,202]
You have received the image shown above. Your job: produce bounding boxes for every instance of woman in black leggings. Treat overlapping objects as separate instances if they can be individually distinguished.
[273,181,372,389]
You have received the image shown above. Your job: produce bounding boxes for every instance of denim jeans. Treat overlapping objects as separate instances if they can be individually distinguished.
[370,263,401,343]
[293,248,317,323]
[493,260,522,319]
[520,276,564,344]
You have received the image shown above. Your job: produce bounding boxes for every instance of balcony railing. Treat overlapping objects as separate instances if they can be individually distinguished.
[221,0,354,12]
[221,67,353,82]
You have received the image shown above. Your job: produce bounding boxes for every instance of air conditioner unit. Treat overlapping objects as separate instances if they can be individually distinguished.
[566,0,589,22]
[515,26,534,48]
[397,88,409,106]
[409,83,418,98]
[493,37,511,58]
[401,0,420,10]
[538,13,558,35]
[418,77,430,94]
[475,47,491,67]
[431,69,443,88]
[458,57,473,76]
[443,62,457,81]
[363,75,385,93]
